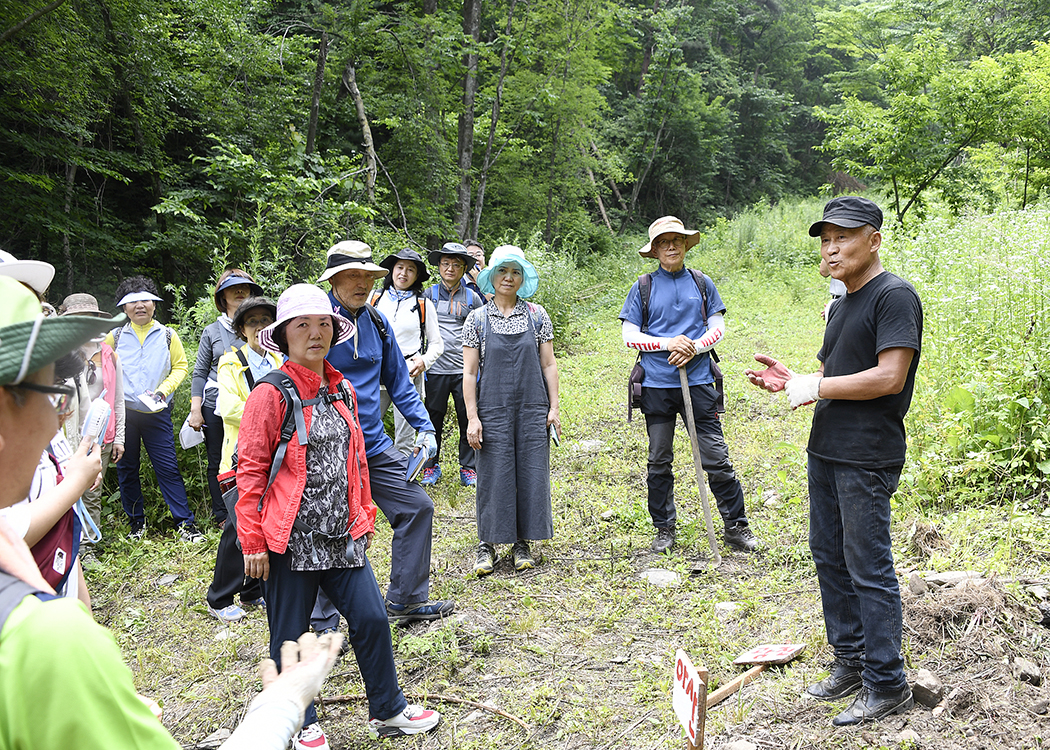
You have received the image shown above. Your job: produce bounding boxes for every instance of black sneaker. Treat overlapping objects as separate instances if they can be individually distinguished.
[128,523,146,541]
[724,522,759,552]
[178,523,205,543]
[832,684,914,726]
[651,526,676,554]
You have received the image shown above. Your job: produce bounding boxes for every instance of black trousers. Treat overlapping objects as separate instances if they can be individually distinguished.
[206,520,263,608]
[202,402,226,523]
[423,372,476,471]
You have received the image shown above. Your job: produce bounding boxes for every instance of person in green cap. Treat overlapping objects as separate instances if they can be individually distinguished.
[0,273,347,750]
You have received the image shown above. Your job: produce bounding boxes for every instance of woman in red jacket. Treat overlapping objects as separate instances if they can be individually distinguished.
[235,284,440,750]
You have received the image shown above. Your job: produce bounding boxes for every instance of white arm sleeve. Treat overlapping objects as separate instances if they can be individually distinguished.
[220,699,303,750]
[693,314,725,353]
[621,321,670,351]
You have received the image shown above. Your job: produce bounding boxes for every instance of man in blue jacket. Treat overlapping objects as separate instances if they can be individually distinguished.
[320,240,454,625]
[620,216,760,556]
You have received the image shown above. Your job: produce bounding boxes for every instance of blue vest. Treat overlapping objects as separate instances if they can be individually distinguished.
[117,323,172,412]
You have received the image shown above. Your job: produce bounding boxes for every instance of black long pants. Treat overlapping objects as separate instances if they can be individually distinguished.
[202,403,226,523]
[206,520,263,609]
[423,372,476,471]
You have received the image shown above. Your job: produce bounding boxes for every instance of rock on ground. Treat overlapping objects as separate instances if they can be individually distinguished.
[912,669,945,707]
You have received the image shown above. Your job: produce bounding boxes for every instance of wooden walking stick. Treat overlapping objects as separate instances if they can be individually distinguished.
[679,366,721,566]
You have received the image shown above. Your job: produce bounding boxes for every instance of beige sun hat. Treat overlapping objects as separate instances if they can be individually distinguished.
[638,216,701,258]
[317,241,388,282]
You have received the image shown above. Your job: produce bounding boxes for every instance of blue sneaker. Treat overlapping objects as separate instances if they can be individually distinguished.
[460,468,477,486]
[386,600,455,625]
[208,603,246,622]
[420,465,442,486]
[241,596,265,609]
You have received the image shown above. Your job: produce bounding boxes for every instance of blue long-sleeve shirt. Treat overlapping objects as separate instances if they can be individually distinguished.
[327,292,435,457]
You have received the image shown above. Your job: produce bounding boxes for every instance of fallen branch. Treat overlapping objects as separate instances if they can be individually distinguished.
[318,692,529,730]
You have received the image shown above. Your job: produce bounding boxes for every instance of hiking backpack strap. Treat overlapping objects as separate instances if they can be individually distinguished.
[363,303,389,342]
[0,569,51,634]
[368,290,382,307]
[235,348,255,391]
[416,296,426,354]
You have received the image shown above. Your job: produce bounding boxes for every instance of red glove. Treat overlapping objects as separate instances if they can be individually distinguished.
[745,354,793,393]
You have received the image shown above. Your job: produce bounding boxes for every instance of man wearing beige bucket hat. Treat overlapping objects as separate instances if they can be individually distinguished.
[321,241,454,627]
[620,216,759,555]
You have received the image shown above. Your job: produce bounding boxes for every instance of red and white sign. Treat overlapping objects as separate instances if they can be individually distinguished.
[673,649,702,745]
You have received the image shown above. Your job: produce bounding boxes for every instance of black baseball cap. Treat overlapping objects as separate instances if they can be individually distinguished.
[809,196,883,237]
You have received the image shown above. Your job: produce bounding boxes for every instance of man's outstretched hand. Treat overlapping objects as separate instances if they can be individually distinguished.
[745,354,793,393]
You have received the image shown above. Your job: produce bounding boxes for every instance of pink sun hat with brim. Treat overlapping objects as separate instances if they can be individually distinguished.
[258,284,355,353]
[638,216,701,258]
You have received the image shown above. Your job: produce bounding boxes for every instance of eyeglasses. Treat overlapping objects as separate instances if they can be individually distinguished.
[242,315,274,328]
[653,236,686,250]
[11,382,75,414]
[440,260,465,270]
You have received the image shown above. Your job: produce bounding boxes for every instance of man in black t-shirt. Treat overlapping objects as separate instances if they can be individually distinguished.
[746,196,922,727]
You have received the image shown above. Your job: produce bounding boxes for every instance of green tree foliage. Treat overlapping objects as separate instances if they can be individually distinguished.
[7,0,1050,306]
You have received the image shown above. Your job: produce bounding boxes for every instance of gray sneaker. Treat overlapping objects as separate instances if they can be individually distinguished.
[511,540,535,571]
[474,543,496,576]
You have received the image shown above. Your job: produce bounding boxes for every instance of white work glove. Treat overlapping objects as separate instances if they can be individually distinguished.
[785,375,822,409]
[415,430,438,460]
[221,632,344,750]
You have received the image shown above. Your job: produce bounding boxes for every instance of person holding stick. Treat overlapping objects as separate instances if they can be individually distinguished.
[746,196,921,726]
[619,216,759,555]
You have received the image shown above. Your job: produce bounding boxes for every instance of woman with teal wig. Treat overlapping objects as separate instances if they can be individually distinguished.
[462,246,560,576]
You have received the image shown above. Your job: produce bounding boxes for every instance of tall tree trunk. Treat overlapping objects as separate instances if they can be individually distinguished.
[306,32,329,157]
[580,146,612,232]
[472,0,524,238]
[455,0,481,239]
[591,139,627,213]
[636,0,660,96]
[341,62,377,201]
[62,143,80,296]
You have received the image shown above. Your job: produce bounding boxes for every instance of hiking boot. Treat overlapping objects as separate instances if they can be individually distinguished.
[512,540,535,571]
[208,603,246,623]
[651,526,676,554]
[460,467,477,486]
[724,522,759,552]
[386,600,455,625]
[420,464,442,486]
[806,661,863,701]
[474,542,496,576]
[368,704,441,738]
[832,684,914,726]
[178,523,205,543]
[128,523,146,541]
[292,723,330,749]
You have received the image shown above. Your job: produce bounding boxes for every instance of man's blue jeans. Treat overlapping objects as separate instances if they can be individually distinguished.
[808,455,907,692]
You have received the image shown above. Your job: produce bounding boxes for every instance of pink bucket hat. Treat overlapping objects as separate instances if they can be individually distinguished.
[259,283,355,353]
[638,215,701,258]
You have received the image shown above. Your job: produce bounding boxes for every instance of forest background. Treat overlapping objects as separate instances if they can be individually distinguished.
[6,0,1050,512]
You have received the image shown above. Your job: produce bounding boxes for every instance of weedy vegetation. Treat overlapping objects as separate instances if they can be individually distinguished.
[85,201,1050,748]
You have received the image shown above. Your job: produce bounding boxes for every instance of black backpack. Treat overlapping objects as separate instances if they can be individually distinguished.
[220,370,359,563]
[628,269,725,422]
